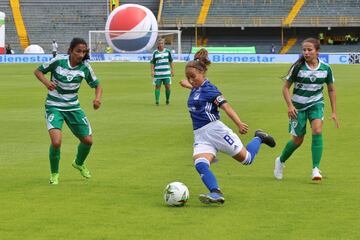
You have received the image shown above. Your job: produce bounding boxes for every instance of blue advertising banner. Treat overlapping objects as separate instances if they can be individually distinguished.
[0,54,53,63]
[329,54,350,64]
[0,53,355,64]
[318,54,329,63]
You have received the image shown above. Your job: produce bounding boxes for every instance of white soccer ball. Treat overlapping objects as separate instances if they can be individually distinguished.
[164,182,189,206]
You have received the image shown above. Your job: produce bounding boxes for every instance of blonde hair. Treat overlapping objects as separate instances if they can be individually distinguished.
[157,38,165,44]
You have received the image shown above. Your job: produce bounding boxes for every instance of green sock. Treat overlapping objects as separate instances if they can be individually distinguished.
[75,143,92,166]
[279,140,300,163]
[155,89,160,104]
[312,134,323,168]
[49,145,60,173]
[165,89,171,103]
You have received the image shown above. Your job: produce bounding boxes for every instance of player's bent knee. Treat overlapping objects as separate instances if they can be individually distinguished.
[193,153,215,163]
[51,141,61,148]
[232,147,247,162]
[312,128,322,135]
[80,136,93,145]
[293,137,304,146]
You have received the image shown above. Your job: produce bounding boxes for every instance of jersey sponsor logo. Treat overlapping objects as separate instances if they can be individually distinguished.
[55,66,85,81]
[298,70,327,78]
[154,53,170,59]
[294,83,323,91]
[295,83,303,89]
[156,58,170,63]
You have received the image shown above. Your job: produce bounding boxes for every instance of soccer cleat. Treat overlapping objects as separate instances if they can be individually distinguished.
[49,173,59,185]
[199,192,225,204]
[274,157,285,180]
[72,161,91,179]
[255,129,276,148]
[312,167,322,181]
[155,102,159,106]
[166,101,170,105]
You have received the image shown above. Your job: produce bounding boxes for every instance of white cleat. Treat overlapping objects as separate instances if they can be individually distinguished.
[274,157,285,180]
[312,167,322,181]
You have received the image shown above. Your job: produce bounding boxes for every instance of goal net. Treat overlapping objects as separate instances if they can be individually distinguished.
[89,30,182,61]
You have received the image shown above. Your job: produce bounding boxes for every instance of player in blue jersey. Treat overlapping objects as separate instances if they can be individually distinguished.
[180,49,276,204]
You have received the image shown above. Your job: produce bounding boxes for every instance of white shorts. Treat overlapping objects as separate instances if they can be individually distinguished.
[193,120,244,158]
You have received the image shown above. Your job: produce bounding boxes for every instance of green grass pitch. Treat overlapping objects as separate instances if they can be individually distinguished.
[0,62,359,239]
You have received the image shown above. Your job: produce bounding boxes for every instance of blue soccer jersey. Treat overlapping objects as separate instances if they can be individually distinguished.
[188,80,227,130]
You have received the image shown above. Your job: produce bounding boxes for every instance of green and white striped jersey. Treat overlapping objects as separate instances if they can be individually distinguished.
[287,60,334,111]
[38,55,99,111]
[150,48,173,80]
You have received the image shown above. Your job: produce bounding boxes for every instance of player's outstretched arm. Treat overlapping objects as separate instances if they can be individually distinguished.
[220,102,248,134]
[179,79,193,89]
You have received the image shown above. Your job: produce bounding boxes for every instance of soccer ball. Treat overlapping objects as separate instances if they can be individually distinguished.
[105,4,158,53]
[164,182,189,206]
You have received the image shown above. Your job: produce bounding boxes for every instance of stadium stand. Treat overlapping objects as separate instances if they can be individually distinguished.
[206,0,295,27]
[288,27,360,53]
[159,0,359,53]
[0,1,21,53]
[121,0,158,15]
[160,0,295,27]
[18,0,107,54]
[160,0,202,27]
[1,0,359,54]
[294,0,360,27]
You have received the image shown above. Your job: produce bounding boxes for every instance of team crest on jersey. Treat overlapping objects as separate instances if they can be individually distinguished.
[193,92,200,100]
[47,113,54,122]
[67,75,74,81]
[309,74,317,82]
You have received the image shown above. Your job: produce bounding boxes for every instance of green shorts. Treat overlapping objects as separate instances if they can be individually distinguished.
[153,78,171,86]
[45,108,92,137]
[288,103,324,137]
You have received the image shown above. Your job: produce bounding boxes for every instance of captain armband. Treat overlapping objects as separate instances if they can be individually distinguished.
[214,95,227,107]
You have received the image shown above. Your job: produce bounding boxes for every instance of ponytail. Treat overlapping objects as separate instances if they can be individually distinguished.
[282,38,320,80]
[283,55,305,80]
[186,48,211,72]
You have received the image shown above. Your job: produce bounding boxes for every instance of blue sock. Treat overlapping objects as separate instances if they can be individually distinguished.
[243,137,262,165]
[195,158,219,192]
